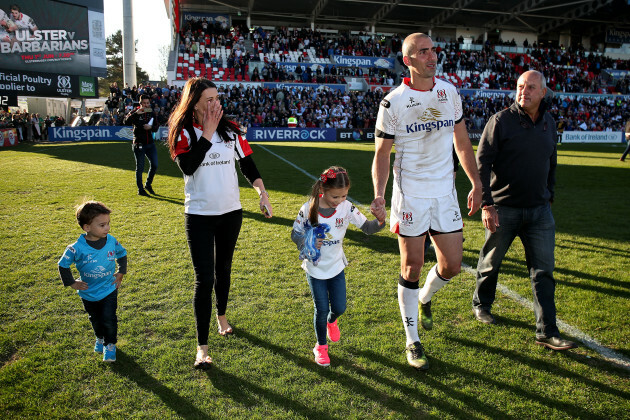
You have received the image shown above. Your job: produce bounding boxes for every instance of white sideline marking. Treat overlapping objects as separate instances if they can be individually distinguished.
[256,144,368,211]
[461,263,630,371]
[257,143,630,372]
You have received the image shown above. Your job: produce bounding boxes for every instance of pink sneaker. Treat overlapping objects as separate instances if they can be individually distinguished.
[327,319,340,342]
[313,344,330,367]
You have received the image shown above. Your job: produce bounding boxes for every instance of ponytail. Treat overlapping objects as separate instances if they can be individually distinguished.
[308,180,322,226]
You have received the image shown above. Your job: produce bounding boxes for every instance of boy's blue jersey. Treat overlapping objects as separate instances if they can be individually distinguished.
[58,234,127,302]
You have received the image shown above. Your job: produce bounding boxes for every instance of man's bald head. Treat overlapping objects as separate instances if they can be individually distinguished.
[402,33,431,58]
[517,70,546,89]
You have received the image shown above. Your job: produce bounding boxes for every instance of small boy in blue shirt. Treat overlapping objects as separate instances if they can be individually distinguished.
[58,201,127,362]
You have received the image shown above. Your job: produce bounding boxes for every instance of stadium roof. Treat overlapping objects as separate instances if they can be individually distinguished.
[179,0,630,42]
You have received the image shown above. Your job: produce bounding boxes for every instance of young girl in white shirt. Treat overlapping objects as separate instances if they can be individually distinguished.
[291,166,386,367]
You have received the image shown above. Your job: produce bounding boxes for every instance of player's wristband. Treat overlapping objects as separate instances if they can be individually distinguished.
[259,190,269,199]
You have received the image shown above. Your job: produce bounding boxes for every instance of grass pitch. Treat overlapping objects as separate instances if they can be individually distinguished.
[0,140,628,419]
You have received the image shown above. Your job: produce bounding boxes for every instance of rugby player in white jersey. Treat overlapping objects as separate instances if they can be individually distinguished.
[8,4,38,37]
[0,8,17,42]
[371,33,482,370]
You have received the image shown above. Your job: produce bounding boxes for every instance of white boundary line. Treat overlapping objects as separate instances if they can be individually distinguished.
[256,144,369,211]
[257,143,630,372]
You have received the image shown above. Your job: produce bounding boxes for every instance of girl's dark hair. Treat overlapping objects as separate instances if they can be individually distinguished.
[308,166,350,225]
[75,201,111,228]
[167,77,242,156]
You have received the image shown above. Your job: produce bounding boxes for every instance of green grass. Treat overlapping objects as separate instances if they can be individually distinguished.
[0,140,629,419]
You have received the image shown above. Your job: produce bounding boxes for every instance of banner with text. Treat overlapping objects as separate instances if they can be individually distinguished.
[0,0,105,76]
[47,126,134,142]
[0,69,97,102]
[275,62,324,73]
[246,127,337,142]
[181,12,230,26]
[331,55,395,69]
[262,82,346,92]
[561,131,624,143]
[606,28,630,44]
[336,128,374,141]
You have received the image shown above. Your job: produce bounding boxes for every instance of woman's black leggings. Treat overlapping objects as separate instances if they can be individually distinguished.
[185,210,242,346]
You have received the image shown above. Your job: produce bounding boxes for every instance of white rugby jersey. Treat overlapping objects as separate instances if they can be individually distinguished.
[376,77,463,198]
[0,10,11,41]
[174,123,253,215]
[293,200,367,279]
[11,12,36,31]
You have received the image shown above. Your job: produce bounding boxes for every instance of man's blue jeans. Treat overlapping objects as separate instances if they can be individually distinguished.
[133,143,158,190]
[473,203,559,339]
[306,270,347,345]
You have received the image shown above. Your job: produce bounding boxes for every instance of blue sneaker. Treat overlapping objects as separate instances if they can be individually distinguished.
[94,338,104,353]
[103,344,116,362]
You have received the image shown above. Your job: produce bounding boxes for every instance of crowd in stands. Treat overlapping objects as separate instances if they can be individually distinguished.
[251,27,397,59]
[219,85,384,129]
[4,25,629,138]
[0,109,64,142]
[102,82,183,126]
[4,80,627,138]
[462,92,628,132]
[249,61,397,86]
[95,80,630,133]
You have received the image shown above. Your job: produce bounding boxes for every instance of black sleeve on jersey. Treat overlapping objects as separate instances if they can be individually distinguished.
[238,155,262,184]
[455,116,464,125]
[175,136,212,175]
[58,266,76,287]
[117,256,128,275]
[375,129,395,139]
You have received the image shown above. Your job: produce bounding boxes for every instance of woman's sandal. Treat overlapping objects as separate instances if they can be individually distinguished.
[217,322,234,336]
[194,355,212,370]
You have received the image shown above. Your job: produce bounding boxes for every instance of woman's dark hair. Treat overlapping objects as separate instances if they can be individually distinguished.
[308,166,350,225]
[167,77,242,156]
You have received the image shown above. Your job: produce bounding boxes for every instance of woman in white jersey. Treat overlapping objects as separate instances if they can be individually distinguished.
[167,78,273,369]
[291,166,385,367]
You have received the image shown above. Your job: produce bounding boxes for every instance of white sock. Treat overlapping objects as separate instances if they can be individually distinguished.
[418,264,450,304]
[398,281,420,346]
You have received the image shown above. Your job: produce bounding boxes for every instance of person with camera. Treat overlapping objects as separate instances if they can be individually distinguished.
[124,94,159,196]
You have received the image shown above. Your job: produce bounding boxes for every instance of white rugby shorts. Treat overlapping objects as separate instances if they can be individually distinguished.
[390,187,463,236]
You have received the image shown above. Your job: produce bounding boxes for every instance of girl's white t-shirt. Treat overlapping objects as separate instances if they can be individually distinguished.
[293,200,367,279]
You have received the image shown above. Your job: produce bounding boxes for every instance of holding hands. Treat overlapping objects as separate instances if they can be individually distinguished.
[370,196,387,224]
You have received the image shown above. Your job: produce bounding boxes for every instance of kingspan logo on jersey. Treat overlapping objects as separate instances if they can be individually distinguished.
[406,108,454,134]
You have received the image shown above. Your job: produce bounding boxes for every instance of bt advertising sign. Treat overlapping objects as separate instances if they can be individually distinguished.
[246,128,336,142]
